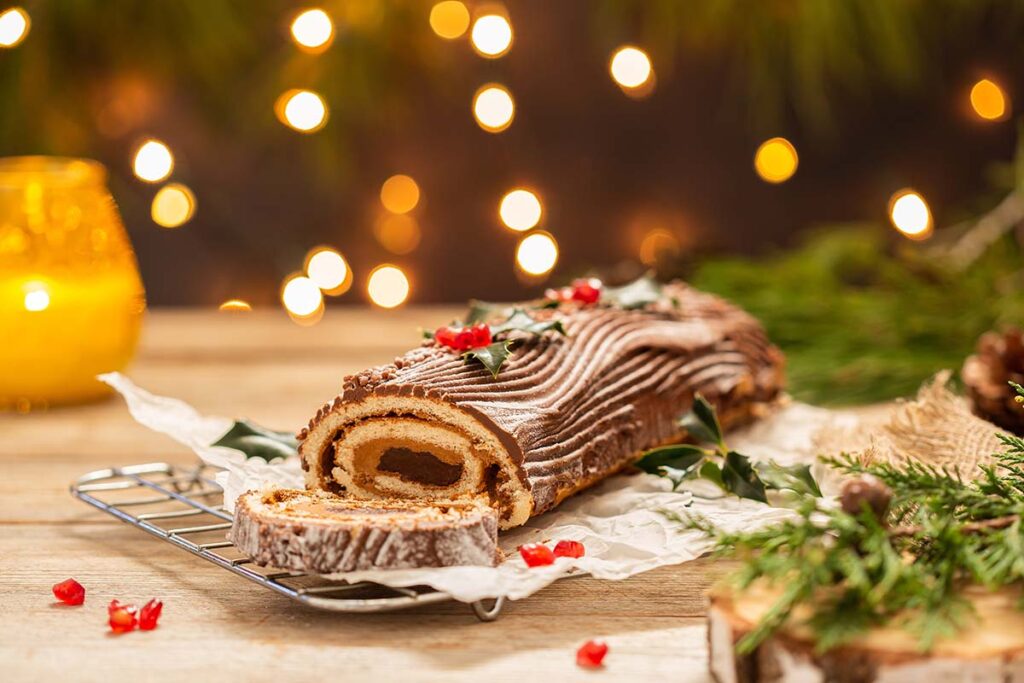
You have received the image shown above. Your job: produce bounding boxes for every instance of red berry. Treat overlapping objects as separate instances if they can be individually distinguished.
[138,599,163,630]
[108,599,138,634]
[519,543,555,567]
[52,578,85,605]
[469,323,492,348]
[576,640,609,668]
[553,540,585,559]
[435,326,458,349]
[571,278,602,305]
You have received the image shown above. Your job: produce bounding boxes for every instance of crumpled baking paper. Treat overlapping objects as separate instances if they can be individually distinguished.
[99,372,848,602]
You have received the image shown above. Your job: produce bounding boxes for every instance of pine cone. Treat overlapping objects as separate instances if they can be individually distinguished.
[962,328,1024,435]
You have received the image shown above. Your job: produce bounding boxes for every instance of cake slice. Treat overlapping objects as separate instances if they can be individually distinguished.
[230,488,500,572]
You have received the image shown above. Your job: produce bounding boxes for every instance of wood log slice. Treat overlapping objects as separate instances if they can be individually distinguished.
[708,583,1024,682]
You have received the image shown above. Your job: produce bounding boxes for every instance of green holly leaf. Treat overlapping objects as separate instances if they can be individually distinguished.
[463,340,516,378]
[636,444,707,491]
[756,461,822,497]
[636,444,707,474]
[490,308,567,338]
[602,274,663,309]
[679,394,724,448]
[466,299,505,324]
[699,460,726,489]
[721,451,768,503]
[212,419,298,461]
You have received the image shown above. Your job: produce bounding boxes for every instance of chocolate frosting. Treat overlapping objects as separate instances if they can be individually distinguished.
[301,281,784,522]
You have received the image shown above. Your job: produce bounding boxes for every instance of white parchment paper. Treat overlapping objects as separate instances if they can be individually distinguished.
[99,373,848,602]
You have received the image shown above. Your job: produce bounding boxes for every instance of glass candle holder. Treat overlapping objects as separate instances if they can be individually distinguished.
[0,156,146,410]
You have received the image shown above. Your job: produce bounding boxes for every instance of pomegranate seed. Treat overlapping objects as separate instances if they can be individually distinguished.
[571,278,602,305]
[553,540,585,559]
[138,599,163,630]
[469,323,492,348]
[576,640,609,668]
[52,578,86,605]
[518,543,555,567]
[108,599,138,634]
[435,326,458,348]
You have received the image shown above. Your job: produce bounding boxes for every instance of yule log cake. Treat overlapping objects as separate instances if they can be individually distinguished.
[297,278,784,530]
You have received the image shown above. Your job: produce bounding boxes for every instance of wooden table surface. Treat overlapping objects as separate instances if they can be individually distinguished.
[1,308,744,682]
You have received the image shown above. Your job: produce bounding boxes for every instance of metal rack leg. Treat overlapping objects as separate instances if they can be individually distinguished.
[471,597,505,622]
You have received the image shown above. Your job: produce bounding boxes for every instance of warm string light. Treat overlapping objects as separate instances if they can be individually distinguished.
[275,89,328,132]
[281,274,324,323]
[970,78,1009,121]
[304,247,352,295]
[23,281,49,312]
[639,228,681,266]
[429,1,470,40]
[151,183,196,228]
[380,174,420,214]
[499,189,542,232]
[367,264,411,308]
[515,232,558,276]
[754,137,799,184]
[609,46,653,92]
[219,299,252,312]
[132,139,174,183]
[470,14,512,58]
[290,8,334,51]
[472,84,515,133]
[374,214,422,255]
[888,189,932,240]
[0,7,29,48]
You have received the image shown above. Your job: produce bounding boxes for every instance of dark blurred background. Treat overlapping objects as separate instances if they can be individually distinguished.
[3,0,1024,309]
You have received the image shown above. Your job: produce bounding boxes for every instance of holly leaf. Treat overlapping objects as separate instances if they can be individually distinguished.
[602,274,663,309]
[490,308,566,338]
[466,299,505,324]
[721,451,768,503]
[212,419,298,461]
[636,444,707,491]
[698,460,725,490]
[463,340,516,378]
[756,461,822,497]
[679,394,724,448]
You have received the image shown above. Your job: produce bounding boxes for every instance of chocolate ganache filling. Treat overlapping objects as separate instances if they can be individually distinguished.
[377,447,465,487]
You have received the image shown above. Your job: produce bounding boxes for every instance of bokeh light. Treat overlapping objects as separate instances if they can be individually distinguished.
[0,7,29,48]
[281,274,324,317]
[374,214,422,255]
[219,299,252,312]
[304,247,351,294]
[970,78,1009,121]
[290,8,334,51]
[133,139,174,183]
[23,281,49,312]
[472,84,515,133]
[367,265,411,308]
[639,228,681,266]
[499,189,542,232]
[609,46,653,89]
[470,14,512,58]
[380,174,420,214]
[276,89,328,132]
[753,137,799,184]
[888,189,932,240]
[515,232,559,276]
[429,1,470,40]
[151,183,196,228]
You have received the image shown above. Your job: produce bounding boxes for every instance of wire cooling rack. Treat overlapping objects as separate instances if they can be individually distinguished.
[70,462,506,621]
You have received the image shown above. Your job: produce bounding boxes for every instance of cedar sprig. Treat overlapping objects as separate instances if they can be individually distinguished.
[683,381,1024,654]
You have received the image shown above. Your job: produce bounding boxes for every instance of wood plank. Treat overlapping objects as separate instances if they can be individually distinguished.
[1,524,720,682]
